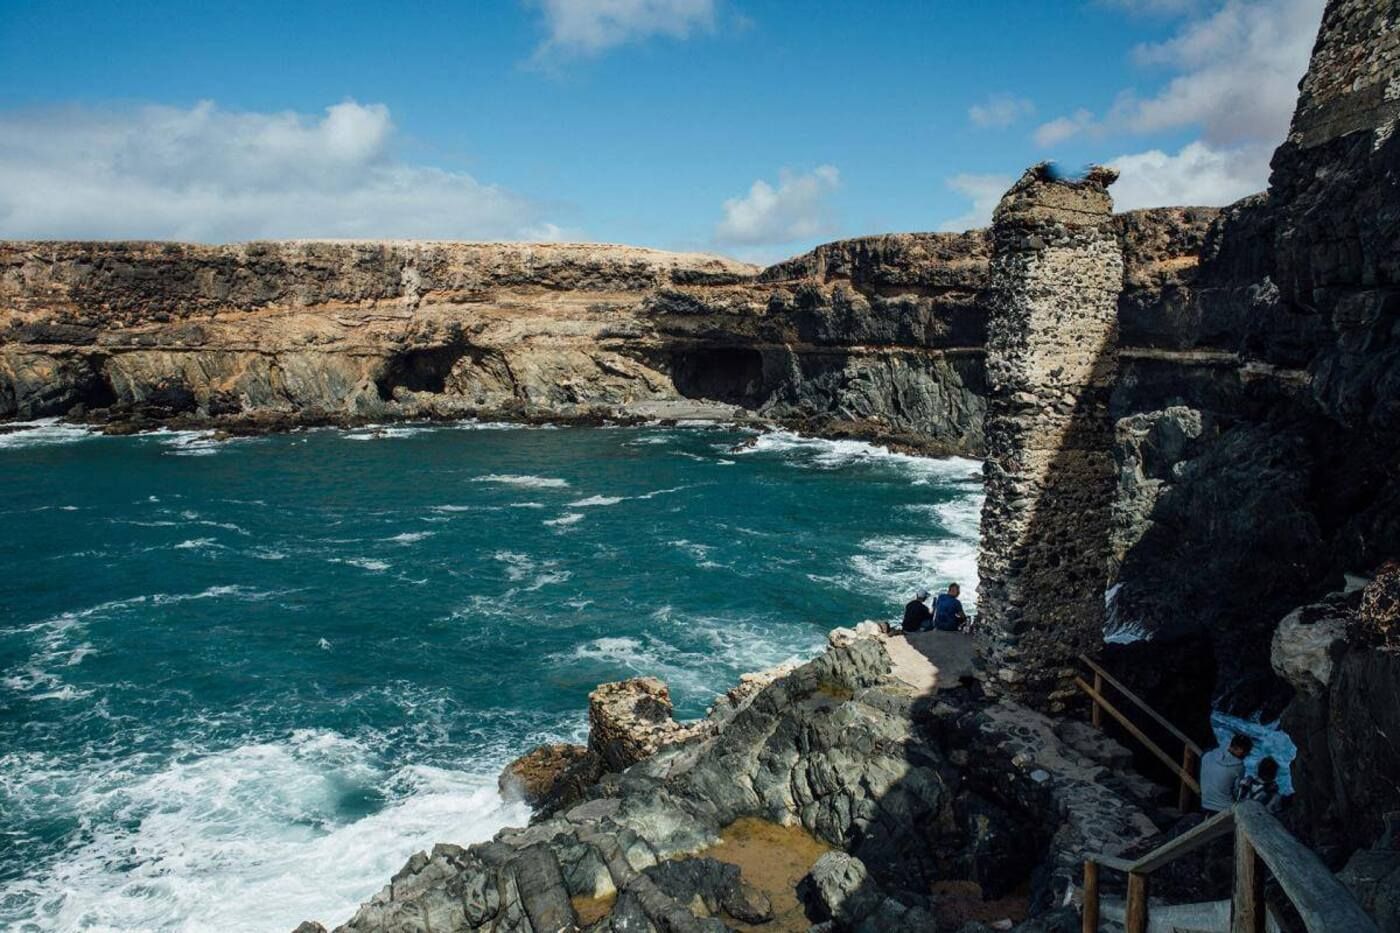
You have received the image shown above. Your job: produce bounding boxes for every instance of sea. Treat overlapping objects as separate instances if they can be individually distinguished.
[0,419,984,932]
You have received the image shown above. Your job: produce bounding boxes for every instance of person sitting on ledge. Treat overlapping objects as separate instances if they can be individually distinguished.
[1237,755,1286,815]
[932,583,967,632]
[902,588,933,633]
[1199,732,1253,813]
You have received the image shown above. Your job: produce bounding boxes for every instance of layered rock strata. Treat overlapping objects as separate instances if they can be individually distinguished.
[312,634,1159,933]
[0,235,992,454]
[977,165,1124,709]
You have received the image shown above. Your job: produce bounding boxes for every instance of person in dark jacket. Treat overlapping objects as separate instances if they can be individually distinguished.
[932,583,967,632]
[1237,756,1286,814]
[902,589,932,632]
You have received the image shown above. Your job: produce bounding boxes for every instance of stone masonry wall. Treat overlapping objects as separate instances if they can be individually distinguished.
[977,165,1124,710]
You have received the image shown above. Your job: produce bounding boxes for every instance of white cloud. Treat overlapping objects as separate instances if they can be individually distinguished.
[1033,108,1095,147]
[0,100,560,242]
[968,93,1035,129]
[1108,139,1272,210]
[714,165,840,246]
[528,0,716,62]
[1034,0,1323,148]
[937,173,1013,233]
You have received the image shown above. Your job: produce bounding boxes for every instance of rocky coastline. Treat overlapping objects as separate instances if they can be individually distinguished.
[297,628,1161,933]
[6,0,1400,928]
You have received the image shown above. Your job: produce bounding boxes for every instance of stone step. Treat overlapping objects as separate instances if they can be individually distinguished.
[1096,896,1283,933]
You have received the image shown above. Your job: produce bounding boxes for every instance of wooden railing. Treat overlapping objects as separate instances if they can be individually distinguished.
[1073,653,1203,811]
[1082,801,1377,933]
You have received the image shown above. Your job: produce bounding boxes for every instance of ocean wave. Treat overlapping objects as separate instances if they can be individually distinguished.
[569,495,625,507]
[173,537,223,550]
[840,535,980,614]
[0,419,99,450]
[0,730,532,932]
[543,512,584,528]
[383,531,435,545]
[492,551,572,590]
[331,558,390,573]
[342,425,436,441]
[471,474,570,489]
[901,496,984,540]
[734,430,981,482]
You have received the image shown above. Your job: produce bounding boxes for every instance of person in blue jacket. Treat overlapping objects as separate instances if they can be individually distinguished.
[932,583,967,631]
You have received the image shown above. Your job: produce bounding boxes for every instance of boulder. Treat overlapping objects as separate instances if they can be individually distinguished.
[1271,591,1355,694]
[498,743,602,811]
[588,677,702,772]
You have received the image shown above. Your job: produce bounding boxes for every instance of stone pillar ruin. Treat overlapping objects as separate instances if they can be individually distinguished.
[976,164,1123,710]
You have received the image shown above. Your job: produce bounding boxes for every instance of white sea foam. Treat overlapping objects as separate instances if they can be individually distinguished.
[544,512,584,528]
[837,535,981,614]
[332,558,390,573]
[173,538,222,550]
[569,495,625,507]
[384,531,435,545]
[0,731,532,933]
[668,539,721,569]
[736,430,981,483]
[472,474,570,489]
[0,419,99,450]
[158,431,224,456]
[343,425,435,441]
[492,552,572,590]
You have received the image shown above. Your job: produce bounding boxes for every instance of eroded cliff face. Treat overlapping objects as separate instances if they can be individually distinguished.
[1104,0,1400,716]
[0,234,992,454]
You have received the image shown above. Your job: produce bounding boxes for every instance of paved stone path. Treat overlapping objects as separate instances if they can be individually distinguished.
[884,630,977,694]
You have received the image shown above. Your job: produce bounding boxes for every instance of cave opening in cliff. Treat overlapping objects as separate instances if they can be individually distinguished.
[669,346,770,408]
[374,345,466,400]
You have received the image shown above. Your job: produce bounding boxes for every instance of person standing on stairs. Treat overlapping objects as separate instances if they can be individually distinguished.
[1199,733,1253,813]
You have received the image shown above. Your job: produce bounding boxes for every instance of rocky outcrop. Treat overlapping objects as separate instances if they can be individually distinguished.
[1275,570,1400,857]
[977,165,1124,709]
[318,634,1161,933]
[1100,0,1400,719]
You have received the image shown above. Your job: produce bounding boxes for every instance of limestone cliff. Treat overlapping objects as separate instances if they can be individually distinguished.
[0,235,990,454]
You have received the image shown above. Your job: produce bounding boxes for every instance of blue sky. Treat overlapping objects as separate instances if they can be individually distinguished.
[0,0,1324,262]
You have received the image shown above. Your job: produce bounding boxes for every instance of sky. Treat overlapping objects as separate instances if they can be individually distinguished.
[0,0,1326,264]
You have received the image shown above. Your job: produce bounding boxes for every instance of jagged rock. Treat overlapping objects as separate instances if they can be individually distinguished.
[826,620,886,648]
[639,857,772,925]
[323,634,1161,933]
[1357,562,1400,648]
[499,743,602,810]
[799,851,876,924]
[587,677,702,773]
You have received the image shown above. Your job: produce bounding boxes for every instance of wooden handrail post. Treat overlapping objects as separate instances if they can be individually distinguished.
[1091,671,1103,728]
[1179,745,1198,812]
[1082,860,1099,933]
[1125,871,1149,933]
[1232,826,1266,933]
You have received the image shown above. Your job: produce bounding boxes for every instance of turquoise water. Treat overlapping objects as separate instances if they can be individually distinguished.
[0,420,982,932]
